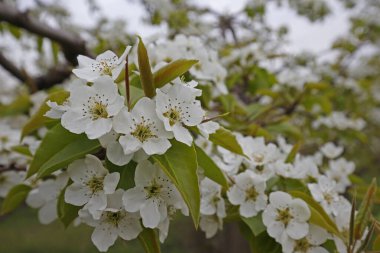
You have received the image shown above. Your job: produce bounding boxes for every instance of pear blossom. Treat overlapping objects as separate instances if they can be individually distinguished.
[73,46,131,82]
[113,97,172,155]
[0,170,25,197]
[26,173,68,224]
[320,142,344,159]
[65,155,120,218]
[212,146,243,176]
[98,131,133,166]
[308,176,339,215]
[60,76,125,139]
[79,189,142,252]
[326,158,355,192]
[238,136,279,180]
[199,215,224,238]
[44,100,68,119]
[281,225,329,253]
[200,178,226,218]
[123,160,186,228]
[155,83,205,146]
[227,170,267,218]
[263,191,311,243]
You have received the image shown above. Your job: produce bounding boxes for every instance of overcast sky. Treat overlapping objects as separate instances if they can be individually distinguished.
[17,0,351,53]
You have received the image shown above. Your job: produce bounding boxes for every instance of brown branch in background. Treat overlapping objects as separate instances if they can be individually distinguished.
[0,2,93,91]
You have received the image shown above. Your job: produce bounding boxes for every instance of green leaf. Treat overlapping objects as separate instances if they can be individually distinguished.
[137,36,155,98]
[138,228,161,253]
[51,42,60,64]
[27,124,101,178]
[209,127,245,156]
[240,222,282,253]
[0,93,31,117]
[22,90,69,138]
[289,191,340,236]
[1,184,32,215]
[285,141,302,163]
[153,59,198,88]
[153,140,200,227]
[195,145,228,189]
[106,160,137,190]
[241,213,266,236]
[57,186,80,228]
[354,178,377,239]
[11,145,32,157]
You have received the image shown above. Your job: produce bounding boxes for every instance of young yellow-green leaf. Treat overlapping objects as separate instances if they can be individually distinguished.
[138,228,161,253]
[153,140,200,228]
[242,213,266,236]
[27,124,101,178]
[137,36,155,98]
[0,93,31,117]
[209,127,245,156]
[285,141,302,163]
[195,145,228,189]
[153,59,198,88]
[1,184,32,215]
[22,90,69,138]
[57,187,81,228]
[11,145,32,157]
[354,178,377,239]
[290,191,340,236]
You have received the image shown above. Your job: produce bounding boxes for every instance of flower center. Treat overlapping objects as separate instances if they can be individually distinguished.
[144,180,163,198]
[131,122,157,142]
[105,211,124,226]
[323,192,334,204]
[245,187,258,201]
[86,176,104,193]
[294,238,311,253]
[276,207,293,226]
[99,61,113,75]
[89,101,108,120]
[252,153,264,163]
[163,108,182,126]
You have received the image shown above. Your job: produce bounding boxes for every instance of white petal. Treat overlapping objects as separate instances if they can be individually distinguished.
[141,198,161,228]
[91,223,118,252]
[172,124,193,146]
[85,118,112,139]
[118,215,142,240]
[106,141,133,166]
[73,67,100,82]
[143,138,171,155]
[286,220,309,240]
[61,110,91,134]
[290,199,311,221]
[227,186,245,205]
[64,183,91,206]
[77,55,96,67]
[84,154,108,177]
[96,50,117,61]
[134,160,157,185]
[103,172,120,194]
[119,135,141,155]
[269,191,292,208]
[123,187,147,212]
[38,200,58,224]
[26,189,45,208]
[267,221,285,242]
[86,192,107,213]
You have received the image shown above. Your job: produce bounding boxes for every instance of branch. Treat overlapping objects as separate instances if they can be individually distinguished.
[0,2,91,64]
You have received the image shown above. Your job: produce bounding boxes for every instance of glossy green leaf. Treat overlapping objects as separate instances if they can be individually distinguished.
[57,187,80,228]
[137,36,155,98]
[240,222,282,253]
[290,191,340,236]
[11,145,32,157]
[153,140,200,227]
[241,213,266,236]
[27,124,101,178]
[153,59,198,88]
[209,127,245,156]
[1,184,32,215]
[22,90,69,138]
[106,160,137,190]
[138,228,161,253]
[195,145,228,189]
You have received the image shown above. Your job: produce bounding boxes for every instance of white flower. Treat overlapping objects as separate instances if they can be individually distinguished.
[326,158,355,193]
[26,173,68,224]
[308,176,340,215]
[45,100,68,119]
[320,142,344,159]
[238,136,279,180]
[155,83,204,146]
[274,156,320,180]
[263,191,311,243]
[113,97,172,155]
[199,215,223,238]
[171,77,202,97]
[79,189,142,252]
[98,131,134,166]
[282,225,329,253]
[60,76,125,139]
[227,170,267,218]
[213,146,243,176]
[0,171,25,197]
[64,155,120,218]
[200,178,226,218]
[73,46,131,82]
[197,121,220,139]
[122,160,185,228]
